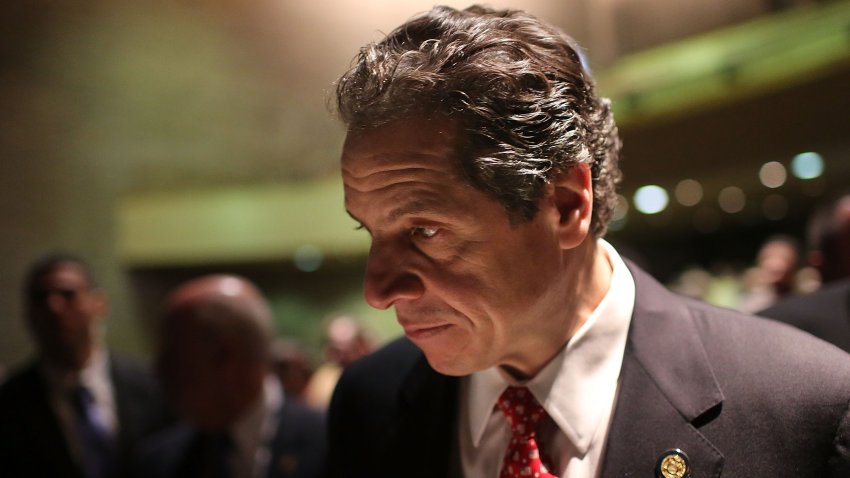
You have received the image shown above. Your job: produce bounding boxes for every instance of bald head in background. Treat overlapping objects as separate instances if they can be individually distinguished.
[157,275,274,430]
[140,275,327,478]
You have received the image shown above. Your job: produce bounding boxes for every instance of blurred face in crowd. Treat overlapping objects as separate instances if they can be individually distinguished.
[757,240,798,292]
[343,118,592,380]
[157,315,231,429]
[324,316,373,367]
[157,276,270,429]
[26,262,106,371]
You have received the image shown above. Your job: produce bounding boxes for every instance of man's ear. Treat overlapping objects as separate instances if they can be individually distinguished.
[550,163,593,249]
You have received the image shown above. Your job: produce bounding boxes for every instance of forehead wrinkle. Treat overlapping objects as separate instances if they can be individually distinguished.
[342,171,451,195]
[342,167,451,190]
[341,151,456,178]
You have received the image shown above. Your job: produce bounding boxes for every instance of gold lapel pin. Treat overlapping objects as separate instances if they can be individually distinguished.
[655,448,690,478]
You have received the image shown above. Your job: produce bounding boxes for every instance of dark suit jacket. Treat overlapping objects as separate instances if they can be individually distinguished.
[758,279,850,353]
[135,397,326,478]
[327,264,850,477]
[0,354,172,478]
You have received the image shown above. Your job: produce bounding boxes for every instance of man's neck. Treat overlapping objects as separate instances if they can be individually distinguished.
[498,239,613,383]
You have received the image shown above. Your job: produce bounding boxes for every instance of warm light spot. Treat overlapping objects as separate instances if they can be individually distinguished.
[758,161,786,188]
[674,179,703,206]
[718,186,746,213]
[219,277,243,297]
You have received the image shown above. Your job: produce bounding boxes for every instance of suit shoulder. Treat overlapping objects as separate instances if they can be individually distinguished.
[132,424,194,478]
[281,398,325,432]
[766,282,850,355]
[329,337,423,432]
[758,280,850,328]
[0,361,41,405]
[687,300,850,395]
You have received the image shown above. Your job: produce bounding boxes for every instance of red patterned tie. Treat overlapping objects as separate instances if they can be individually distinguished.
[496,386,558,478]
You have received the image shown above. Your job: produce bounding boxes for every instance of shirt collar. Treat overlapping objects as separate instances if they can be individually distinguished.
[229,374,284,460]
[40,347,110,396]
[466,239,635,455]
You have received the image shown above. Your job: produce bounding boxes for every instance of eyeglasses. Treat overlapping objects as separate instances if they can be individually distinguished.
[30,287,85,304]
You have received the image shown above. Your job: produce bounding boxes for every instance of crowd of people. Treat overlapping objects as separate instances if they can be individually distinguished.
[670,192,850,323]
[1,4,849,478]
[0,254,377,478]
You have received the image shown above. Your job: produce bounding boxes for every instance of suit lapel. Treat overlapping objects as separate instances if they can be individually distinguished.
[386,353,462,478]
[601,264,725,477]
[22,362,84,478]
[267,402,296,478]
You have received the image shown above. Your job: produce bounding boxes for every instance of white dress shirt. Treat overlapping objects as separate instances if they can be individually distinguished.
[41,348,119,465]
[460,240,635,478]
[228,374,285,478]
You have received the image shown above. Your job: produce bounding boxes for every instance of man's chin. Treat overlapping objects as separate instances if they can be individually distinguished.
[420,349,476,377]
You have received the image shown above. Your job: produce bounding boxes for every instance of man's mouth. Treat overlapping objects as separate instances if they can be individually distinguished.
[402,323,453,340]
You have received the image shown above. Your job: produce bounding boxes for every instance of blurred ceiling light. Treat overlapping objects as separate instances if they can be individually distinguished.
[791,152,824,179]
[674,179,703,206]
[762,194,788,220]
[294,244,323,272]
[718,186,746,213]
[758,161,786,188]
[633,185,669,215]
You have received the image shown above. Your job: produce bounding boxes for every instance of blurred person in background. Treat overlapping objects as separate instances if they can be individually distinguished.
[760,193,850,352]
[806,192,850,285]
[0,253,171,478]
[271,337,315,404]
[326,5,850,477]
[738,235,802,313]
[302,315,374,410]
[136,274,325,478]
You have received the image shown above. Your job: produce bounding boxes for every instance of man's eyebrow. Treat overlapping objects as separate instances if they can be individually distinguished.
[386,199,440,224]
[346,198,443,231]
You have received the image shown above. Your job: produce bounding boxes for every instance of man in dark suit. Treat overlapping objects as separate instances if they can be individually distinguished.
[327,5,850,477]
[0,253,171,478]
[136,275,325,478]
[759,193,850,352]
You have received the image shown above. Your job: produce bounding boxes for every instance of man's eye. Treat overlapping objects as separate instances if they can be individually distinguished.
[410,226,439,239]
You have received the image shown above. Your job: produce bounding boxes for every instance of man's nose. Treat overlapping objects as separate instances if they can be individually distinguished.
[363,241,425,310]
